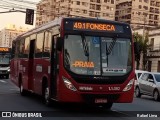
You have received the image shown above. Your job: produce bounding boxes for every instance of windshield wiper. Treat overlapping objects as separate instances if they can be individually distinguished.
[105,37,117,67]
[81,34,89,57]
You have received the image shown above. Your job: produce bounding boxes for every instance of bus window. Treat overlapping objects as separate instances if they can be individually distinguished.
[11,41,16,58]
[24,37,30,58]
[0,54,10,64]
[43,31,51,58]
[15,40,20,58]
[35,32,44,58]
[19,39,25,58]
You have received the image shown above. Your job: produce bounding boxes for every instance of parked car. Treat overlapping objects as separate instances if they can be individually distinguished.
[135,72,160,101]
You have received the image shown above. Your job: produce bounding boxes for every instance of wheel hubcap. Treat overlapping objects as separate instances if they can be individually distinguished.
[154,91,158,100]
[20,84,23,93]
[45,87,49,102]
[136,88,139,96]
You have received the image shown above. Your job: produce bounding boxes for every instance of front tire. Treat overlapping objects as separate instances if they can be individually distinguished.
[135,87,141,98]
[43,84,52,106]
[153,90,160,101]
[20,81,27,96]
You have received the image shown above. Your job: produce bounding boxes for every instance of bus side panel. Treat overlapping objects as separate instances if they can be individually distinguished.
[33,58,50,94]
[10,59,19,86]
[20,59,29,91]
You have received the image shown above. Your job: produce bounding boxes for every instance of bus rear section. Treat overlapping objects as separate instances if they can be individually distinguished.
[10,18,135,109]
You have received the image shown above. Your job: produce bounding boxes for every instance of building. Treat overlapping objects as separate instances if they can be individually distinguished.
[147,27,160,72]
[0,24,29,48]
[133,27,160,72]
[116,0,160,28]
[36,0,116,26]
[36,0,56,26]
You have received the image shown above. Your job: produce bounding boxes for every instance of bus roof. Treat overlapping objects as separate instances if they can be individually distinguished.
[17,17,62,38]
[15,17,130,39]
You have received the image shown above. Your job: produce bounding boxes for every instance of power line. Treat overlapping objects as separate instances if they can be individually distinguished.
[0,0,37,13]
[6,0,38,5]
[0,5,35,11]
[0,1,36,9]
[0,10,25,14]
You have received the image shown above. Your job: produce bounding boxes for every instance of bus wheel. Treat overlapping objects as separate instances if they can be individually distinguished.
[43,85,51,106]
[20,82,27,96]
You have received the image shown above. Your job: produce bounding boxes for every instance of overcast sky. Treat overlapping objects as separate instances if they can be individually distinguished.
[0,0,40,30]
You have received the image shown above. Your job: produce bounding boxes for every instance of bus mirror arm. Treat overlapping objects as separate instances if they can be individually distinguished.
[56,37,64,51]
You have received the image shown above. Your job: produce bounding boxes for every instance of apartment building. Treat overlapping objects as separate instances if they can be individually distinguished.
[36,0,116,26]
[116,0,160,28]
[36,0,56,26]
[147,28,160,72]
[0,24,29,48]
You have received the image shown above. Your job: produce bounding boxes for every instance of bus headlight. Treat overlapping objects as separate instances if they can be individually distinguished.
[62,77,77,91]
[123,79,134,92]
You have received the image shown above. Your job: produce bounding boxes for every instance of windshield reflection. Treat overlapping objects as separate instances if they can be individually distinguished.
[0,54,10,64]
[154,74,160,82]
[64,35,132,76]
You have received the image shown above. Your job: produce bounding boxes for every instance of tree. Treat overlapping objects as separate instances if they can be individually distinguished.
[133,32,149,70]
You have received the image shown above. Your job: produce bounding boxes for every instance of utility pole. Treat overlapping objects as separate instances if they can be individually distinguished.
[67,0,71,17]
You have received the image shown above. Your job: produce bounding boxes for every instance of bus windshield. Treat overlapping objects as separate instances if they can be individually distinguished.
[0,54,10,64]
[64,35,132,76]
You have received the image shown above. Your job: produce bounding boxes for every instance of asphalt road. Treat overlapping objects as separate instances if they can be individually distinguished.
[0,78,160,120]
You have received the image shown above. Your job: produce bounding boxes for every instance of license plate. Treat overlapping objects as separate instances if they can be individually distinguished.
[95,98,107,103]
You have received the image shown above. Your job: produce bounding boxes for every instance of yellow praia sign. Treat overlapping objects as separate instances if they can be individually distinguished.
[72,61,94,68]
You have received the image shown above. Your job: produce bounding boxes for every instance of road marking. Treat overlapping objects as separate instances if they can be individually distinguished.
[0,80,7,83]
[112,109,131,117]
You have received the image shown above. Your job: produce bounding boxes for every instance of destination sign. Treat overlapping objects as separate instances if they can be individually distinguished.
[0,47,10,52]
[72,22,124,33]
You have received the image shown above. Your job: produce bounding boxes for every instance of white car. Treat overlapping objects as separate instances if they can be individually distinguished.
[135,70,148,87]
[135,72,160,101]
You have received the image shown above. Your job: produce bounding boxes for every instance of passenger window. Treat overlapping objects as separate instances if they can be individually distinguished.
[19,39,25,58]
[15,40,20,58]
[11,41,16,58]
[35,32,44,58]
[43,31,51,58]
[24,37,30,58]
[141,73,148,81]
[137,73,142,78]
[148,74,154,82]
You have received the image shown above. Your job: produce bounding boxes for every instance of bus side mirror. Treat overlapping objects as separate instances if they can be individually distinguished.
[56,37,64,51]
[134,42,140,55]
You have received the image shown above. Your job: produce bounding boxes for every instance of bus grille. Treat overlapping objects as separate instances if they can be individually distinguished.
[73,76,127,84]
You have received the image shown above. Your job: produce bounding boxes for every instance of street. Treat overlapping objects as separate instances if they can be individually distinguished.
[0,78,160,120]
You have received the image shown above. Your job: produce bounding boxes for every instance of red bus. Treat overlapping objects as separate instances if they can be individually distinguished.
[10,17,135,109]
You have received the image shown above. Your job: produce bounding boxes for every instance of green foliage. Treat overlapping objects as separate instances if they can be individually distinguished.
[133,32,149,70]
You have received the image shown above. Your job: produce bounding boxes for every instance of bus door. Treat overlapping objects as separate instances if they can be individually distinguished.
[50,35,59,98]
[28,40,35,90]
